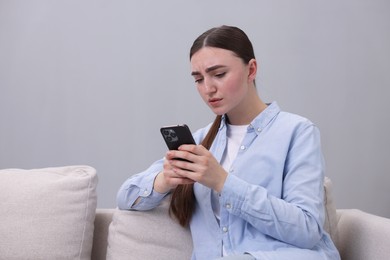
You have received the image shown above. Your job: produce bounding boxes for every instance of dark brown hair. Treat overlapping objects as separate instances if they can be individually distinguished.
[170,25,256,227]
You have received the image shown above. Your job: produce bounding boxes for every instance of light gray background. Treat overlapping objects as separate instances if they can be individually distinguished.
[1,0,389,217]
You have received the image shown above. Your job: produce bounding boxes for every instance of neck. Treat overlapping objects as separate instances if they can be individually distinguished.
[227,90,267,125]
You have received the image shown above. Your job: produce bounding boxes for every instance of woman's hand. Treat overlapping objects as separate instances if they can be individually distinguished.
[153,155,196,194]
[164,144,228,193]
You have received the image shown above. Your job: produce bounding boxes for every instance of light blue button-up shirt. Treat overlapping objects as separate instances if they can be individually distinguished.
[117,102,340,260]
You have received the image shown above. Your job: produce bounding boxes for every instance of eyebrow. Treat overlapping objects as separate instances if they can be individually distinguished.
[191,65,227,76]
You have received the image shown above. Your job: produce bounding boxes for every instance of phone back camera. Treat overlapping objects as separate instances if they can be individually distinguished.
[163,129,178,142]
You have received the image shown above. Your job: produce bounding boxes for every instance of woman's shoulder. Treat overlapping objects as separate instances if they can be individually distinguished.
[275,111,321,142]
[262,102,320,138]
[252,102,315,133]
[269,102,315,126]
[278,110,314,126]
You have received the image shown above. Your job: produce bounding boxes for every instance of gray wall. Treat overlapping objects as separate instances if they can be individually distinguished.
[1,0,389,217]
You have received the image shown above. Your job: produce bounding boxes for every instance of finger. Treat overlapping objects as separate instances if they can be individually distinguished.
[169,159,198,174]
[161,167,195,188]
[165,150,187,161]
[172,166,202,184]
[165,151,176,160]
[178,144,206,155]
[167,150,195,164]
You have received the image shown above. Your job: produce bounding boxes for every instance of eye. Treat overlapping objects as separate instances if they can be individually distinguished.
[194,77,204,84]
[215,72,226,78]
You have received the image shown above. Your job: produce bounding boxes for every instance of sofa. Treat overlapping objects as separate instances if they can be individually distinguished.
[1,165,389,260]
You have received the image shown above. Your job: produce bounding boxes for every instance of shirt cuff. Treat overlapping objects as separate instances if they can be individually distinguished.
[219,174,248,216]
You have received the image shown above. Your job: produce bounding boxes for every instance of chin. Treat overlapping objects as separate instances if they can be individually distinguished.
[211,109,227,116]
[208,105,228,115]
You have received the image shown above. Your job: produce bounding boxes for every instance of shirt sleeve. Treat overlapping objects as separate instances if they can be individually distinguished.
[220,123,325,249]
[116,158,170,211]
[116,126,209,211]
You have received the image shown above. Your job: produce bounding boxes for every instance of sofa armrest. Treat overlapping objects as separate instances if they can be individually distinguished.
[336,209,390,260]
[91,209,115,260]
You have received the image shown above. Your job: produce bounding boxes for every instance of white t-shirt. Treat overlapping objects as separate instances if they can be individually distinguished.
[221,124,249,172]
[212,123,248,217]
[211,123,248,256]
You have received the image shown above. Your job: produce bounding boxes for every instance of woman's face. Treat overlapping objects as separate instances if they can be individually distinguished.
[190,47,256,119]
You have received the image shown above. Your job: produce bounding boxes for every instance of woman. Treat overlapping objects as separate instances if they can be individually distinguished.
[117,25,340,260]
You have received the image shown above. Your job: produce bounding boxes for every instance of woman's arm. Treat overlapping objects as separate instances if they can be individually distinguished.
[117,143,200,211]
[116,159,170,211]
[221,123,326,249]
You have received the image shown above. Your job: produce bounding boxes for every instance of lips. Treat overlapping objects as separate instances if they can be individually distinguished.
[208,98,223,106]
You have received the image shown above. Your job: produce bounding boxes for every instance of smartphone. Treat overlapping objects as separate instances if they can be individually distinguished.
[160,124,196,151]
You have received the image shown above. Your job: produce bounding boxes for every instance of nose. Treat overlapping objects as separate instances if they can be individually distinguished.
[203,78,217,94]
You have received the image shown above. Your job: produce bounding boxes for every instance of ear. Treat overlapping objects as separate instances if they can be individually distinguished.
[247,59,257,82]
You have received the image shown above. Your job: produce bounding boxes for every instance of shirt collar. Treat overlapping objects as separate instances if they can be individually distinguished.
[249,101,280,135]
[219,101,281,135]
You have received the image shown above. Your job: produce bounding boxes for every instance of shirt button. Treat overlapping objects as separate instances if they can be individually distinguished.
[257,128,262,132]
[240,145,246,150]
[222,226,228,233]
[143,189,148,195]
[226,203,231,209]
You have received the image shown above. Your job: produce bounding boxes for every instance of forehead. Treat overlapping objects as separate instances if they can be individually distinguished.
[190,47,241,71]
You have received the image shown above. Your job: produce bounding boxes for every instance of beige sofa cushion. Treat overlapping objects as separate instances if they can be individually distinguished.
[323,176,339,246]
[0,165,97,260]
[106,198,193,260]
[107,177,338,259]
[336,209,390,260]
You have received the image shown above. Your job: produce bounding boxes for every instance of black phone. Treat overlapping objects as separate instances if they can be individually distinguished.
[160,124,196,151]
